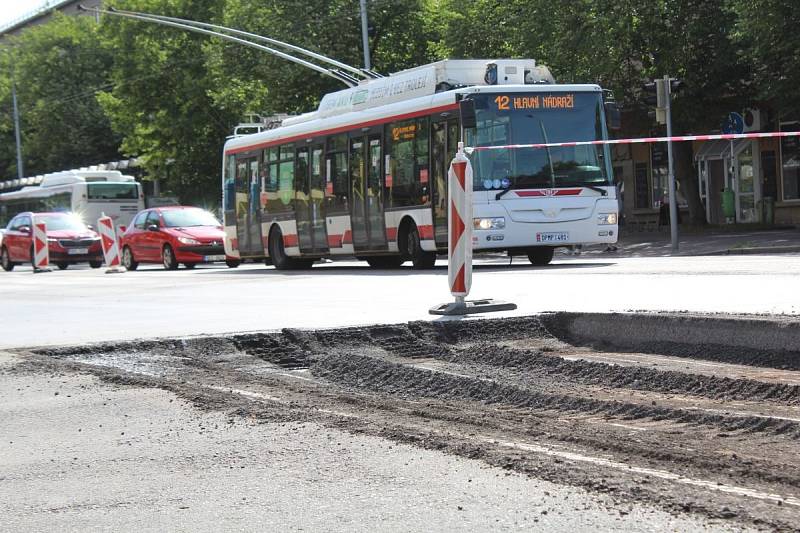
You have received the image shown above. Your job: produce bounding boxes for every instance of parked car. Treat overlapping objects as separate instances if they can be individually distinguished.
[1,212,104,271]
[120,206,238,270]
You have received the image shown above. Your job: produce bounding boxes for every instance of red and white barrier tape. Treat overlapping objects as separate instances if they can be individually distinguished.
[468,130,800,151]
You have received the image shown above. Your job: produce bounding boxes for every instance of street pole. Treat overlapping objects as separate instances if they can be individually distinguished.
[664,75,678,253]
[359,0,371,70]
[11,79,24,180]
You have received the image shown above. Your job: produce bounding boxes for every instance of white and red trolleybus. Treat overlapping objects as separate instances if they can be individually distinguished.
[221,59,619,270]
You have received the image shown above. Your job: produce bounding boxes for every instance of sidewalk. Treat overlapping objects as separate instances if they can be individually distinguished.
[565,226,800,258]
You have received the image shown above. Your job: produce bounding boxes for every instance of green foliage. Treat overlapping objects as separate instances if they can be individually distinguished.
[0,14,120,178]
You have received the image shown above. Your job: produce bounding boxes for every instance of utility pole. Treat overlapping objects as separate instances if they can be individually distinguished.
[11,77,24,180]
[664,75,678,254]
[359,0,371,70]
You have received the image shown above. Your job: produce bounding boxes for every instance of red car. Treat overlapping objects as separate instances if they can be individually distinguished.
[1,212,104,271]
[120,206,237,270]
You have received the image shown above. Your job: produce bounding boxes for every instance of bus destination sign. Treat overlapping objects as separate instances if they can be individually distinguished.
[493,94,575,111]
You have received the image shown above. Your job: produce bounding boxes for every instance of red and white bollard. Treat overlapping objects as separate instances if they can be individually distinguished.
[448,142,473,300]
[32,217,51,273]
[97,216,125,274]
[430,142,516,315]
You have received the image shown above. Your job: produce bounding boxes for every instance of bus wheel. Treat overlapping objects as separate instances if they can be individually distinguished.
[527,247,555,266]
[1,247,15,272]
[366,256,404,269]
[269,227,294,270]
[122,246,138,270]
[56,262,69,270]
[405,224,436,269]
[162,244,179,270]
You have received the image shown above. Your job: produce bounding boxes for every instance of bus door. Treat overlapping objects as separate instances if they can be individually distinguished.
[349,133,387,252]
[295,144,329,254]
[235,155,263,256]
[432,118,461,247]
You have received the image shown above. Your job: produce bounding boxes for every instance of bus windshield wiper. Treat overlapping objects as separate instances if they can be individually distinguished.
[585,185,608,196]
[495,188,512,200]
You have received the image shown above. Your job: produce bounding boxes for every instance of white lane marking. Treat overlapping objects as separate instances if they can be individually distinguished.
[488,438,800,507]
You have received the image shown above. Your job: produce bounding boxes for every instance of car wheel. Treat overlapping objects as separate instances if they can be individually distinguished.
[121,246,138,271]
[183,263,196,269]
[226,259,241,268]
[405,224,436,269]
[162,244,178,270]
[89,261,103,269]
[1,247,15,272]
[56,262,69,270]
[527,247,555,266]
[366,256,405,268]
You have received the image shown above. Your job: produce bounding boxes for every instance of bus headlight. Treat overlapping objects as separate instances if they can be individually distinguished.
[473,217,505,230]
[597,213,618,225]
[178,236,201,245]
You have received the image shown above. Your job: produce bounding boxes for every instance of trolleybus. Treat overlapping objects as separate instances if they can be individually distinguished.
[0,170,145,229]
[222,59,619,269]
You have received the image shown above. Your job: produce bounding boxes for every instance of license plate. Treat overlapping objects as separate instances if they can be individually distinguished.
[536,232,569,243]
[204,255,225,262]
[68,248,88,255]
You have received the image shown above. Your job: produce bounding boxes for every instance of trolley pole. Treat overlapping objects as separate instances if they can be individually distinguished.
[359,0,371,70]
[11,79,24,180]
[664,75,678,254]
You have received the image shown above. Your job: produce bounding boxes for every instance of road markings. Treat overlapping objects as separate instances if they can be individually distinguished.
[489,437,800,507]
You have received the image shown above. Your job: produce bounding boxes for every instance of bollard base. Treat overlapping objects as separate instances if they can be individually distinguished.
[105,266,127,274]
[429,298,517,316]
[33,267,52,274]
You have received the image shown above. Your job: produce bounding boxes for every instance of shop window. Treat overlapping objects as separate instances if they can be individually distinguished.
[634,163,649,209]
[781,122,800,200]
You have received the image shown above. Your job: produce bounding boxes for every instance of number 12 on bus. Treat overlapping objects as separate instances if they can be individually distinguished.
[221,59,619,270]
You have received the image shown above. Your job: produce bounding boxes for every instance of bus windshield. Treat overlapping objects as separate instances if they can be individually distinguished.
[465,91,609,191]
[87,183,138,201]
[162,209,220,228]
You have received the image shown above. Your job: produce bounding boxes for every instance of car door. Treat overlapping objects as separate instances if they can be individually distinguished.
[142,210,164,262]
[126,211,148,259]
[12,215,33,262]
[4,216,23,261]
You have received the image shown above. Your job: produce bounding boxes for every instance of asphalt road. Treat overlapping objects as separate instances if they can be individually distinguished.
[0,254,798,349]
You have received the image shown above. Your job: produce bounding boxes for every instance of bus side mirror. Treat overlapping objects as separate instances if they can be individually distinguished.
[459,99,477,129]
[605,102,621,131]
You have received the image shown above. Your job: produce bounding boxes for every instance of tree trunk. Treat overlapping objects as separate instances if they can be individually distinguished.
[674,141,707,226]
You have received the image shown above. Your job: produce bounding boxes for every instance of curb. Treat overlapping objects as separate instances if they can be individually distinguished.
[704,245,800,256]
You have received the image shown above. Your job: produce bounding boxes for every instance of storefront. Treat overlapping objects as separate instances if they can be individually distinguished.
[695,139,762,224]
[777,121,800,224]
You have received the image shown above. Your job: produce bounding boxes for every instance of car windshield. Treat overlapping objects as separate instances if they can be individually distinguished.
[464,91,611,191]
[162,209,220,228]
[38,215,88,232]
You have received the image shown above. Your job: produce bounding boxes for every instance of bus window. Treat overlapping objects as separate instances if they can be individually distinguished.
[87,183,138,200]
[326,134,349,215]
[385,117,429,207]
[278,144,295,207]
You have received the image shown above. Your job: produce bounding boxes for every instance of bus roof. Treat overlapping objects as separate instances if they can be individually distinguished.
[224,81,601,156]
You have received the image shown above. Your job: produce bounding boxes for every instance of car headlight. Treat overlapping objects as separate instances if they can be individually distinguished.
[178,236,201,245]
[473,217,506,230]
[47,238,58,243]
[597,213,618,225]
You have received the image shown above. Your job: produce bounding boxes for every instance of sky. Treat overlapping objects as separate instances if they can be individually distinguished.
[0,0,52,28]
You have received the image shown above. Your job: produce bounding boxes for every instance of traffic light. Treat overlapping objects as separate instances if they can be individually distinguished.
[642,77,683,125]
[643,79,667,124]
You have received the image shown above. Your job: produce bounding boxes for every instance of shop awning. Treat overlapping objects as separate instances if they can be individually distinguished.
[695,138,750,161]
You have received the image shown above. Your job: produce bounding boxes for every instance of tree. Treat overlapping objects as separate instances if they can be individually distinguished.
[0,14,121,178]
[97,0,237,205]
